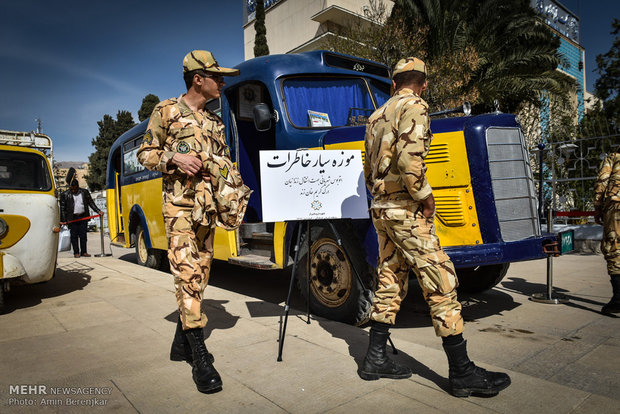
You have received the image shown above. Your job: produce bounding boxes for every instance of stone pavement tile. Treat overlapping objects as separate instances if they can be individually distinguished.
[206,315,277,349]
[389,380,495,413]
[571,393,620,414]
[0,321,167,385]
[548,342,620,400]
[279,316,369,360]
[221,335,386,414]
[372,339,595,414]
[48,300,132,331]
[104,290,177,322]
[0,308,66,343]
[570,317,620,342]
[323,388,447,414]
[511,336,608,380]
[111,363,287,414]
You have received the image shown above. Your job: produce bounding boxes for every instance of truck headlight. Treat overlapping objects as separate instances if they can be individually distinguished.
[0,217,7,239]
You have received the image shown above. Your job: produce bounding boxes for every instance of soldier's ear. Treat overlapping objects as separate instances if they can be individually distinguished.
[422,80,428,93]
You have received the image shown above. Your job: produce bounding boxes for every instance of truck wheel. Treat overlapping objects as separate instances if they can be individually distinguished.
[295,222,373,325]
[135,224,161,269]
[456,263,510,293]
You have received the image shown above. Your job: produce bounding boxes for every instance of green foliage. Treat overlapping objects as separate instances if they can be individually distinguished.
[594,18,620,128]
[138,94,160,122]
[86,110,136,191]
[253,0,269,57]
[393,0,574,113]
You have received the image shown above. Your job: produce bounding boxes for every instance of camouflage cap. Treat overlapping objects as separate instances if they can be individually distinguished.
[182,50,239,76]
[392,57,427,77]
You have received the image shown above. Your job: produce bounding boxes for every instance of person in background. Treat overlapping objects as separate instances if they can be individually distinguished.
[59,179,103,258]
[594,148,620,316]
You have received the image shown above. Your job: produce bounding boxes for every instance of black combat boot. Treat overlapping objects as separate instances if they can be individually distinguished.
[442,338,511,397]
[185,328,222,393]
[170,317,214,364]
[358,321,412,380]
[602,274,620,315]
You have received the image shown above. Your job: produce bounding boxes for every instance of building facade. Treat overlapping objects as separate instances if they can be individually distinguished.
[531,0,586,121]
[243,0,393,59]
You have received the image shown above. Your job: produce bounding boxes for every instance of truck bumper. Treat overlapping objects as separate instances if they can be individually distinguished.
[445,233,558,269]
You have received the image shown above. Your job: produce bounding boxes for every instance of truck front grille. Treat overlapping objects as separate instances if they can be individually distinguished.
[486,128,540,242]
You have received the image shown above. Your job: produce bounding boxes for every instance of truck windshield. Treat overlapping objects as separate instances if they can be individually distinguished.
[283,77,379,128]
[0,150,52,191]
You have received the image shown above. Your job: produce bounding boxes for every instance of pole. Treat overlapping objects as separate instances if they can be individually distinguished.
[530,208,568,304]
[277,223,304,362]
[94,214,112,257]
[306,220,311,324]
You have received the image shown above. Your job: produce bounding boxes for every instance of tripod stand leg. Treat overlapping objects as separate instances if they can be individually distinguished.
[277,223,304,362]
[388,336,398,355]
[306,220,311,324]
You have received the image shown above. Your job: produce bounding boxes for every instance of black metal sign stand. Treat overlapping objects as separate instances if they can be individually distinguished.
[277,219,397,361]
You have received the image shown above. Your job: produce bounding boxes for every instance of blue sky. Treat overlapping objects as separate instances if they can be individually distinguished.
[0,0,617,163]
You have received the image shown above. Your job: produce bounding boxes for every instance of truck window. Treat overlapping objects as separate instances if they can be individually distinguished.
[369,79,391,107]
[283,77,376,128]
[122,136,146,176]
[0,150,52,191]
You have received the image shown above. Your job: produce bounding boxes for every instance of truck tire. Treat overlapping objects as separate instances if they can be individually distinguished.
[456,263,510,293]
[134,224,162,269]
[295,221,374,325]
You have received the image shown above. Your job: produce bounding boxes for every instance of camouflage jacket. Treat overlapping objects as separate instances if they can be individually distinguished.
[137,96,229,215]
[364,88,433,209]
[594,151,620,208]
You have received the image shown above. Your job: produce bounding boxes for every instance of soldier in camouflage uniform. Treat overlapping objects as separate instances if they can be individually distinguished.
[361,57,510,397]
[137,50,240,394]
[594,149,620,315]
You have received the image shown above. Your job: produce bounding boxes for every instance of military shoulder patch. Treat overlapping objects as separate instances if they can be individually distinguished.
[219,164,229,180]
[177,141,190,154]
[143,130,153,145]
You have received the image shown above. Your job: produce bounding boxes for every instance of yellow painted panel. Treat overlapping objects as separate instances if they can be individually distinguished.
[0,215,31,248]
[434,187,482,246]
[426,131,471,188]
[274,222,288,268]
[105,188,122,245]
[214,227,238,260]
[121,178,167,249]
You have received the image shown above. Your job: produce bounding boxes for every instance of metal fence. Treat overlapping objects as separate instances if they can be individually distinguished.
[532,134,619,224]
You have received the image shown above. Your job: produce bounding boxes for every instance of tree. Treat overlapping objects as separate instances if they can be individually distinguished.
[253,0,269,57]
[594,18,620,128]
[392,0,574,113]
[323,0,479,110]
[86,110,136,191]
[138,94,160,122]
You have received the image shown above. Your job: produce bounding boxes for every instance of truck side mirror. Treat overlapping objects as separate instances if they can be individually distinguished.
[253,103,272,131]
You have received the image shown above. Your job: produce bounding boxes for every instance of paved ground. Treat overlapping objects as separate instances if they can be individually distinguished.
[0,233,618,413]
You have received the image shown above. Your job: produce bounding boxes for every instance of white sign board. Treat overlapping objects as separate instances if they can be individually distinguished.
[260,150,369,222]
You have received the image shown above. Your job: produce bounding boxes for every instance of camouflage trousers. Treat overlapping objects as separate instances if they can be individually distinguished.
[602,202,620,275]
[370,206,464,337]
[164,209,215,330]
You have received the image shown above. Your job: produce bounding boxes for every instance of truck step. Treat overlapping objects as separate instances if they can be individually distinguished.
[250,232,273,241]
[228,254,277,270]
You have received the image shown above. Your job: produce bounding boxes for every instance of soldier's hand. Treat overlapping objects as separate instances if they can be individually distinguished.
[421,194,435,219]
[172,153,202,177]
